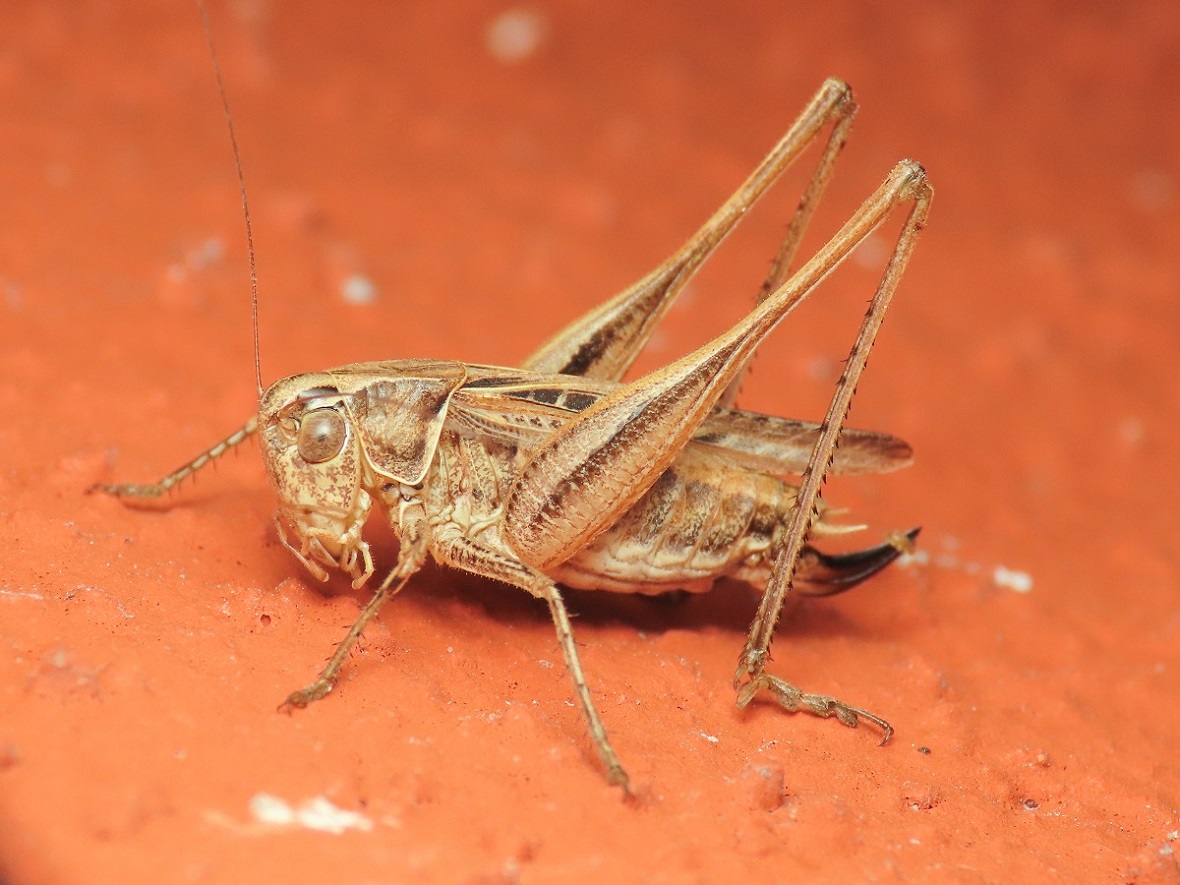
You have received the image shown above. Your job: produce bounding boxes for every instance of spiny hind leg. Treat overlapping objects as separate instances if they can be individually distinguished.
[522,78,857,381]
[718,83,857,408]
[736,672,893,743]
[507,162,930,573]
[732,166,932,736]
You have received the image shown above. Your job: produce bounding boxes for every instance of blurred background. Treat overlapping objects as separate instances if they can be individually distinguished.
[0,2,1177,881]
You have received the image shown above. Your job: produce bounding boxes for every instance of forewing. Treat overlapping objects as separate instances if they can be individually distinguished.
[451,367,911,476]
[694,408,913,476]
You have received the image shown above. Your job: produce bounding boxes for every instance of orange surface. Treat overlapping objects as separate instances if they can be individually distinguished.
[2,2,1178,882]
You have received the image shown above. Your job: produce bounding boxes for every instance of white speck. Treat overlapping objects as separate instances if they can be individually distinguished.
[1118,416,1145,447]
[1161,845,1175,857]
[45,162,72,188]
[1129,168,1173,212]
[485,8,548,63]
[851,232,888,269]
[537,658,553,669]
[340,273,376,305]
[446,646,454,653]
[0,589,45,601]
[993,565,1033,593]
[193,238,225,268]
[249,794,294,826]
[806,355,835,382]
[249,793,373,834]
[1167,830,1179,841]
[898,549,929,567]
[700,732,719,744]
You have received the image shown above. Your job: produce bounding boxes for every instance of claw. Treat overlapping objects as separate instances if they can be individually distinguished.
[794,526,920,597]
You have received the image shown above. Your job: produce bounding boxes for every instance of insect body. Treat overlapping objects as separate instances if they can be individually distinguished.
[99,78,932,789]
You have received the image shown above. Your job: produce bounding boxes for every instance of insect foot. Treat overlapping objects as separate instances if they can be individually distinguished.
[735,672,895,745]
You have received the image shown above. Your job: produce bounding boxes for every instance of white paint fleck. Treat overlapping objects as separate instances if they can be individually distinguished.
[1129,168,1174,212]
[897,549,929,567]
[485,8,548,63]
[1118,416,1145,447]
[340,273,376,305]
[851,232,888,270]
[45,162,72,188]
[0,588,45,601]
[196,237,225,267]
[700,732,719,744]
[3,280,22,309]
[248,794,373,834]
[993,565,1033,593]
[806,355,836,382]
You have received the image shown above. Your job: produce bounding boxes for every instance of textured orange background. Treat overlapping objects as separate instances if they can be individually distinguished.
[2,2,1178,882]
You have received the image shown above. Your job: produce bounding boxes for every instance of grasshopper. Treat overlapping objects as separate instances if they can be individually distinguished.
[98,72,932,789]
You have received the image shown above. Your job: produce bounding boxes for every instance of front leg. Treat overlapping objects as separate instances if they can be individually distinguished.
[282,487,429,709]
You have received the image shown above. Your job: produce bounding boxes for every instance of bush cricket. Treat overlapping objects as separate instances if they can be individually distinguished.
[96,28,932,789]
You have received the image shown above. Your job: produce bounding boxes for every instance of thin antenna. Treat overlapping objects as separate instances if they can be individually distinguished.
[198,0,264,398]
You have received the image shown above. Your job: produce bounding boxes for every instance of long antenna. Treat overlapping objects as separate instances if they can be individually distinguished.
[198,1,264,398]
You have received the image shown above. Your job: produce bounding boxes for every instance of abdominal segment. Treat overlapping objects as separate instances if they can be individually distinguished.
[549,449,808,595]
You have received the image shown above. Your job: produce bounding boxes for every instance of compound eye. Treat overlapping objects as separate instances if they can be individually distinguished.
[297,408,347,464]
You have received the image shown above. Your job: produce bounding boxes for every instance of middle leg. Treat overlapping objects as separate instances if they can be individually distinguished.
[430,528,629,790]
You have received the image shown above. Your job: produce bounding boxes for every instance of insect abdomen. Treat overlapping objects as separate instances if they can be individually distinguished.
[551,449,798,594]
